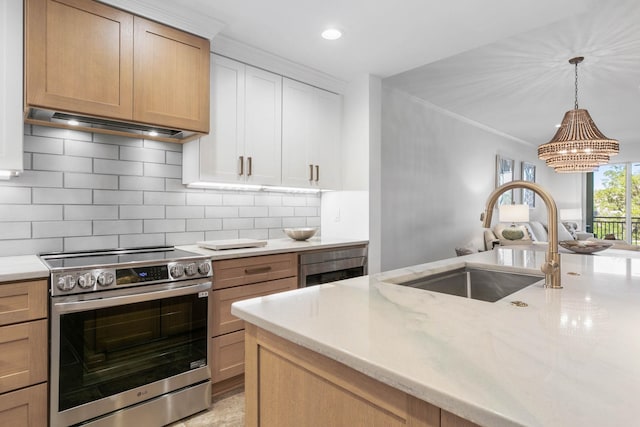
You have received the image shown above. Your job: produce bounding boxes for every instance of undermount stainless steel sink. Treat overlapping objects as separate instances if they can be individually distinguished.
[391,267,543,302]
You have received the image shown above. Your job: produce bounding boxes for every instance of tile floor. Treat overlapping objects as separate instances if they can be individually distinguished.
[169,389,245,427]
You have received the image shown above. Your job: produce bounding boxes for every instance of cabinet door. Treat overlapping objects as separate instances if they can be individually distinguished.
[25,0,134,120]
[244,66,282,186]
[281,78,315,188]
[0,0,23,173]
[0,383,47,427]
[195,55,245,183]
[313,89,342,190]
[211,330,245,383]
[133,17,210,132]
[0,280,48,326]
[0,320,47,394]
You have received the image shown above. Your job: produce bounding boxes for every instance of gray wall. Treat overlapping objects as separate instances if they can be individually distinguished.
[380,86,581,271]
[0,126,320,257]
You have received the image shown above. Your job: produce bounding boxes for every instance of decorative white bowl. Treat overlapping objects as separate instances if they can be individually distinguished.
[559,240,613,254]
[284,227,317,241]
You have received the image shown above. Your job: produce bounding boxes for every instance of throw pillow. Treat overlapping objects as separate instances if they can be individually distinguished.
[528,221,548,241]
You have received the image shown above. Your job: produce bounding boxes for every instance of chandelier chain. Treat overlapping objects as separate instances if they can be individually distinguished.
[574,61,579,109]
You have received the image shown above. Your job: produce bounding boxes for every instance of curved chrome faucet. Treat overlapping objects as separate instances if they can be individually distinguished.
[481,180,562,289]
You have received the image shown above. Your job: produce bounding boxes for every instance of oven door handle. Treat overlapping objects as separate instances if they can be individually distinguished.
[52,281,211,314]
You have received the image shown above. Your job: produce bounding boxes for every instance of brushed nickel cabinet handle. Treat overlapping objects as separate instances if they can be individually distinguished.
[245,266,272,275]
[315,165,319,182]
[248,157,252,176]
[309,164,314,181]
[239,156,244,176]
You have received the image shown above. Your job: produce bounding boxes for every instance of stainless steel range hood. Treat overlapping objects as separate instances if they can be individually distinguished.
[25,108,203,143]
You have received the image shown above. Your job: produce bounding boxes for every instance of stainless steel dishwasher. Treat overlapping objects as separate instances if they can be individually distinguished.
[299,245,368,287]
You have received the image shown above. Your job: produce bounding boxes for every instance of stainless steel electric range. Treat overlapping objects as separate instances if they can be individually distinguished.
[40,246,213,427]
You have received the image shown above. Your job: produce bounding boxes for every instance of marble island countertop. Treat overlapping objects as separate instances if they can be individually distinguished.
[232,248,640,427]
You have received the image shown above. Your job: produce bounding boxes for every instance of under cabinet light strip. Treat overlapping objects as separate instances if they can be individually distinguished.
[186,182,322,194]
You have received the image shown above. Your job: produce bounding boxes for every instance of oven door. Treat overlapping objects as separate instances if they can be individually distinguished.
[50,279,211,427]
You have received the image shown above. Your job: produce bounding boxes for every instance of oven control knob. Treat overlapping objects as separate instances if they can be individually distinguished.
[170,264,185,278]
[198,262,211,275]
[77,273,95,289]
[57,275,76,291]
[185,263,197,276]
[97,272,114,287]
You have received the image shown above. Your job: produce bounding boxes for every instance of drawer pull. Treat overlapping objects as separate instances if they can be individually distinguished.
[245,266,272,275]
[239,156,244,176]
[309,164,314,181]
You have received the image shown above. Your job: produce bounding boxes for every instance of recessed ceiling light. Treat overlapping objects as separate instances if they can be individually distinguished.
[555,124,561,128]
[321,28,342,40]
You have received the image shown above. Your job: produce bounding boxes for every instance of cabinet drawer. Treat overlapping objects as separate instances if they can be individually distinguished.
[0,319,47,394]
[212,253,297,290]
[211,276,297,336]
[0,382,47,427]
[0,280,47,326]
[211,330,245,383]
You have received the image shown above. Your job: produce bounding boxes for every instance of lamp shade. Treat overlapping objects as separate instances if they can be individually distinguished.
[499,204,530,223]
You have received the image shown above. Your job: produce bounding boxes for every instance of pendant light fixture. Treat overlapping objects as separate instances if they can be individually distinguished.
[538,56,619,173]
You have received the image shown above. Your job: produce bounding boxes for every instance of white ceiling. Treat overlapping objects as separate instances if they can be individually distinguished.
[162,0,639,149]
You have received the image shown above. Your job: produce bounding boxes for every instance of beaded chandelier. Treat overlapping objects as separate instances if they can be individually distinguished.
[538,57,618,173]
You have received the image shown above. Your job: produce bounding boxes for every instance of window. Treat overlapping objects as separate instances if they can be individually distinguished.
[587,162,640,245]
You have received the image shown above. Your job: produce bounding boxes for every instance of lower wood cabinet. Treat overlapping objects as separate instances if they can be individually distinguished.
[0,383,47,427]
[210,253,298,395]
[0,279,48,427]
[244,325,481,427]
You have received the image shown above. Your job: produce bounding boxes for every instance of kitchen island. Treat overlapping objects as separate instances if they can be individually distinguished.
[232,247,640,426]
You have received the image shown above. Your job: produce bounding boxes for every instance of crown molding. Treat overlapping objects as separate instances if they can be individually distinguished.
[212,34,347,94]
[100,0,224,40]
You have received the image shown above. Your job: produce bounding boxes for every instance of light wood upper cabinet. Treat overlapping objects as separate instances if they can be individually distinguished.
[133,17,209,132]
[25,0,210,135]
[282,77,342,190]
[25,0,134,120]
[183,55,281,185]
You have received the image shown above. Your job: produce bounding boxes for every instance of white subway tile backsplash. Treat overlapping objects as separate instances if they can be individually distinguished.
[119,233,165,248]
[144,219,185,233]
[65,173,118,189]
[166,151,182,165]
[222,194,254,206]
[0,238,62,256]
[94,190,143,205]
[33,153,92,173]
[65,205,118,220]
[269,207,294,217]
[0,222,31,239]
[144,163,181,178]
[239,207,268,218]
[23,153,32,170]
[120,146,165,163]
[64,235,118,251]
[0,187,31,204]
[32,125,92,141]
[120,205,165,219]
[94,159,143,176]
[166,206,204,219]
[186,218,222,232]
[66,140,119,159]
[0,129,322,254]
[0,205,63,221]
[186,193,223,206]
[33,221,92,238]
[223,218,254,230]
[205,206,239,218]
[6,171,63,188]
[166,232,204,246]
[93,220,143,235]
[120,176,165,191]
[144,192,185,206]
[24,135,64,154]
[33,188,92,205]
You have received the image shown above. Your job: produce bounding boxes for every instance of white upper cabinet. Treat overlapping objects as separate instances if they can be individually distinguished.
[183,55,281,186]
[0,0,23,176]
[282,78,342,190]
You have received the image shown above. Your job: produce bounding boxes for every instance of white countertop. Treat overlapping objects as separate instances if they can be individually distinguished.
[0,255,50,282]
[178,237,368,260]
[232,248,640,427]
